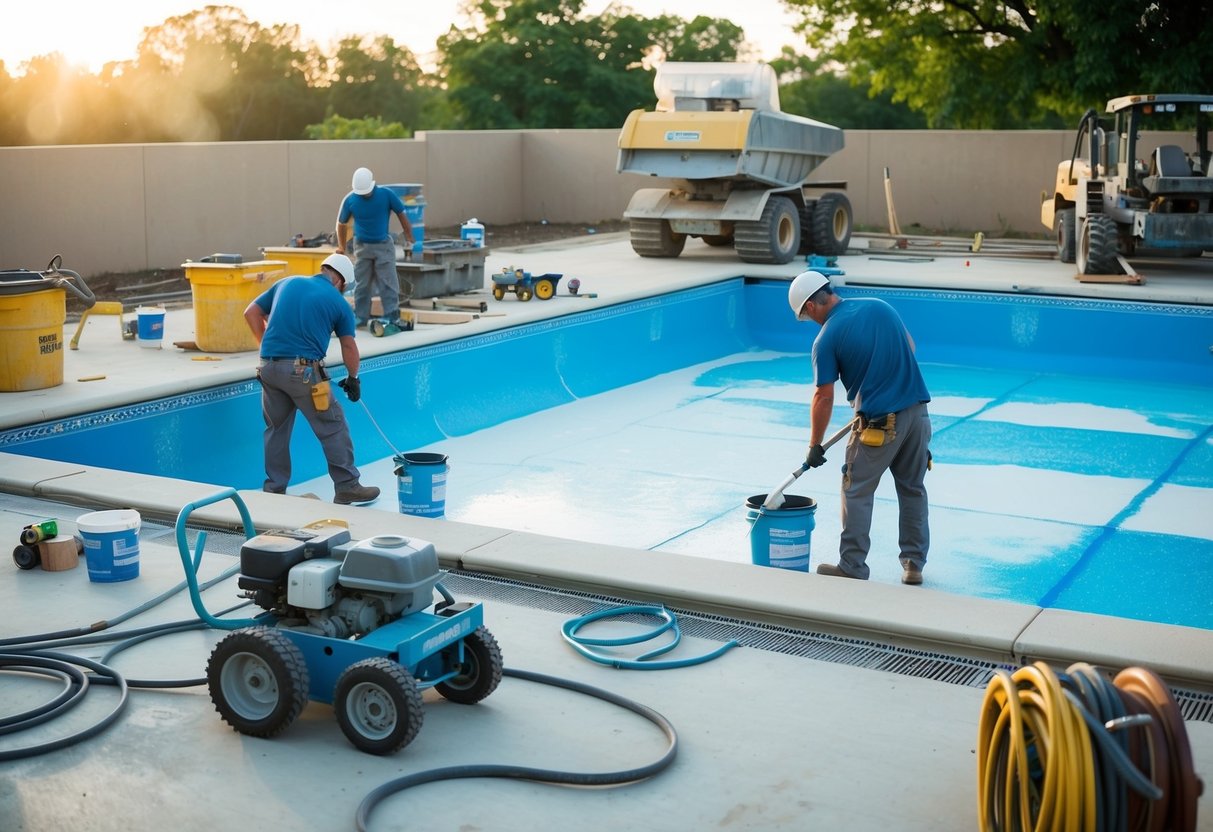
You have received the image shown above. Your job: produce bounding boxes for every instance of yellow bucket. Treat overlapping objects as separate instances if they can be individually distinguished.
[184,260,287,352]
[0,274,65,392]
[259,246,338,278]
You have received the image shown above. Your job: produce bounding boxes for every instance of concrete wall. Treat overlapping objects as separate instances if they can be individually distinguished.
[0,129,1196,277]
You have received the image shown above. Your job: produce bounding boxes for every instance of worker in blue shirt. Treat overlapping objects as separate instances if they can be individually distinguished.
[243,253,379,505]
[336,166,415,328]
[787,270,932,585]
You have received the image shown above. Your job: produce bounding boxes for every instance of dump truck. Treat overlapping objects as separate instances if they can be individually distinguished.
[617,62,851,265]
[1041,93,1213,274]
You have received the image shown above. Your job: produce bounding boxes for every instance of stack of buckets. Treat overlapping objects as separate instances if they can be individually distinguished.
[393,453,449,518]
[745,494,817,571]
[77,508,141,582]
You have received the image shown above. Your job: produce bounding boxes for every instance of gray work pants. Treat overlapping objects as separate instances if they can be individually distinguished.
[258,359,360,493]
[837,402,931,579]
[352,239,400,323]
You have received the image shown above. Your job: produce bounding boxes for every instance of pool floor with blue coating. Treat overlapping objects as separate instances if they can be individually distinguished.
[303,348,1213,630]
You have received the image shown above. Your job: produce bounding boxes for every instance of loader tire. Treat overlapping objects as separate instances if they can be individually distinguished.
[810,192,853,256]
[735,196,800,264]
[1077,214,1120,275]
[1055,207,1076,263]
[629,218,686,258]
[797,201,817,254]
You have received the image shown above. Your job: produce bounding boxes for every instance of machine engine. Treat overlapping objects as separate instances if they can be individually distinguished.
[237,527,441,638]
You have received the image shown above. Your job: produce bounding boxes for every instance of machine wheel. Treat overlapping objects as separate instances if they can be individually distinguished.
[334,657,424,755]
[796,201,817,254]
[436,627,504,705]
[492,286,505,301]
[1077,214,1120,275]
[516,287,532,301]
[702,233,733,247]
[534,279,555,300]
[1055,207,1076,263]
[810,192,853,256]
[734,196,800,264]
[629,218,686,258]
[207,628,309,738]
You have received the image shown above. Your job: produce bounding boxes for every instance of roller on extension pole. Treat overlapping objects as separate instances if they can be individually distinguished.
[762,417,858,510]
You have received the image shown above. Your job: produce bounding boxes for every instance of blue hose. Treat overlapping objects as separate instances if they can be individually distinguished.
[561,605,738,669]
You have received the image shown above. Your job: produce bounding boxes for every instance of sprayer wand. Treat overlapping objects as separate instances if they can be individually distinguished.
[762,416,859,510]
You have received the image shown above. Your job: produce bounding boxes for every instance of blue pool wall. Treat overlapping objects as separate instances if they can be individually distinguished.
[3,278,1210,489]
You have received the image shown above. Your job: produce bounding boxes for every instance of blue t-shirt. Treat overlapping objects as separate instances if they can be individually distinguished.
[255,275,356,360]
[811,297,930,417]
[338,186,406,243]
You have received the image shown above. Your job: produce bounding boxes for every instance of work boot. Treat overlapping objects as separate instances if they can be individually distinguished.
[816,563,861,579]
[334,484,380,505]
[901,559,924,585]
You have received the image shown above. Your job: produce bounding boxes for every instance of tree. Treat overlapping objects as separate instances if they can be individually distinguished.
[783,0,1213,128]
[434,0,743,130]
[325,35,435,132]
[770,50,926,129]
[304,114,409,139]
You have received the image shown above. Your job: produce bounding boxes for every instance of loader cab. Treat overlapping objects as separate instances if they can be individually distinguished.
[1106,94,1213,189]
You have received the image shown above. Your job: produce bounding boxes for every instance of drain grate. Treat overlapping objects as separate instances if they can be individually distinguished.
[440,570,1213,724]
[134,520,1213,726]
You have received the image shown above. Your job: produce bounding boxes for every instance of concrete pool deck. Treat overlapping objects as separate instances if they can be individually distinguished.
[2,234,1212,830]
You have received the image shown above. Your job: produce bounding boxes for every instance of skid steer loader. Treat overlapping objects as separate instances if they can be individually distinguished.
[1041,93,1213,274]
[617,62,851,265]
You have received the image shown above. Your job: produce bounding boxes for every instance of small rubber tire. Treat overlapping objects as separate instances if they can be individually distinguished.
[334,657,424,755]
[207,628,309,739]
[534,279,555,300]
[13,544,40,570]
[435,627,504,705]
[492,286,505,301]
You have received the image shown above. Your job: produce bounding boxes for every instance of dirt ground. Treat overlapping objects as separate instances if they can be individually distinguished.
[67,220,627,314]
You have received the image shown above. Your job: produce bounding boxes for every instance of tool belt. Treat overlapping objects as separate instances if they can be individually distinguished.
[858,412,896,447]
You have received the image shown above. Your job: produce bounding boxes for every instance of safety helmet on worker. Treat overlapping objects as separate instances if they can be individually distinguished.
[351,167,375,195]
[788,270,830,320]
[321,252,355,286]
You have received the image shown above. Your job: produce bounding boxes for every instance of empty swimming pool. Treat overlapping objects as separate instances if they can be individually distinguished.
[4,279,1211,629]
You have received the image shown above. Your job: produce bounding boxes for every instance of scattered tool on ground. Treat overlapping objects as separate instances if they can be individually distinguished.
[491,267,563,301]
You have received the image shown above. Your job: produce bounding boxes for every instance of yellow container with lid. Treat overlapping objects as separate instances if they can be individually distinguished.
[183,260,288,352]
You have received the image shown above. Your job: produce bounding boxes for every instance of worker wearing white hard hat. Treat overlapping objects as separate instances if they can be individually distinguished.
[787,270,933,585]
[336,167,415,328]
[242,252,380,506]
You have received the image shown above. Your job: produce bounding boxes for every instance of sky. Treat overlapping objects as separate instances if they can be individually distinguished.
[0,0,805,74]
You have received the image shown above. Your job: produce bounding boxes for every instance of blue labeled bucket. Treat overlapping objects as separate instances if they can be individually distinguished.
[77,508,141,582]
[136,306,165,349]
[393,452,448,518]
[744,494,816,571]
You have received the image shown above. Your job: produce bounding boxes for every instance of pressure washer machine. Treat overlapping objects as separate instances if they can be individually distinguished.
[176,489,503,755]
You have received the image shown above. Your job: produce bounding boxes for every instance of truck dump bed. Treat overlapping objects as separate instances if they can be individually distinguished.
[617,108,843,188]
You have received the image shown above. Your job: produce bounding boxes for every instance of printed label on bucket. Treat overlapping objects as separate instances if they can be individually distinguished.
[768,528,809,569]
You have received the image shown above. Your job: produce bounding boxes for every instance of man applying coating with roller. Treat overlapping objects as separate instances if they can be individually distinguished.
[243,253,379,505]
[788,270,932,585]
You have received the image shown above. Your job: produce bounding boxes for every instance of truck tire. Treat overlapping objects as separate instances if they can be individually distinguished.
[797,201,817,254]
[630,218,686,258]
[1077,214,1120,275]
[1055,207,1076,263]
[811,192,853,256]
[735,196,800,264]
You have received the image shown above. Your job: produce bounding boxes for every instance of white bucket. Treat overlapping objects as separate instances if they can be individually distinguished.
[136,306,165,349]
[77,509,141,582]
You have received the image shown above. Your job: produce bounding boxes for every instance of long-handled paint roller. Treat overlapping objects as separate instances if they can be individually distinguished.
[762,417,858,510]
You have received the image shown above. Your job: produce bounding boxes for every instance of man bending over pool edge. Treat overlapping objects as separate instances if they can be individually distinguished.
[242,252,381,506]
[788,270,932,585]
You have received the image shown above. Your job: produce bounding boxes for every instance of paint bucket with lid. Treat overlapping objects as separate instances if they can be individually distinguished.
[77,508,141,582]
[136,306,166,348]
[393,453,449,518]
[744,494,816,571]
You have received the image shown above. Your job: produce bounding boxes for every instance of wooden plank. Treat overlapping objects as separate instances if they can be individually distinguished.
[405,308,477,325]
[1074,256,1144,285]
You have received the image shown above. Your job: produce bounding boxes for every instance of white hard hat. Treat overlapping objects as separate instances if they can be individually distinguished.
[351,167,375,195]
[788,270,830,320]
[321,252,355,285]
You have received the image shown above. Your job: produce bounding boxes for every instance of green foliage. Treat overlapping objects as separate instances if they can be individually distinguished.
[304,114,409,140]
[771,51,926,129]
[783,0,1213,128]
